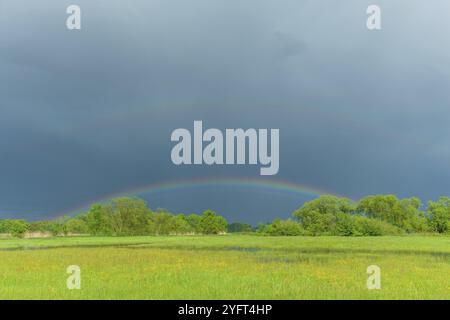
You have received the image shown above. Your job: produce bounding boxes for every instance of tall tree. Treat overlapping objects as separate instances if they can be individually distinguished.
[199,210,228,234]
[357,195,427,232]
[427,197,450,233]
[292,195,355,235]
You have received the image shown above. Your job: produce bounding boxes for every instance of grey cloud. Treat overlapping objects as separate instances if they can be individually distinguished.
[1,0,450,223]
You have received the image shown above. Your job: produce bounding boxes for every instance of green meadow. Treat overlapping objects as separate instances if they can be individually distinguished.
[0,235,449,300]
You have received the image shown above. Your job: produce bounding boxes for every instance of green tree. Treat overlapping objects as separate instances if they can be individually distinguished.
[186,214,202,233]
[335,213,361,236]
[257,223,265,233]
[0,219,30,238]
[29,220,54,233]
[199,210,227,234]
[86,204,113,235]
[427,197,450,233]
[65,216,89,234]
[357,195,426,232]
[169,214,192,234]
[151,209,174,235]
[292,196,355,235]
[106,198,151,236]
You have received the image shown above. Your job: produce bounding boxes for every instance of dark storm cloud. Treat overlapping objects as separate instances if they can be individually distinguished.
[1,0,450,223]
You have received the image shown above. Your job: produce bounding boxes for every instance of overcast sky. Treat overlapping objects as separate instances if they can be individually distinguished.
[1,0,450,224]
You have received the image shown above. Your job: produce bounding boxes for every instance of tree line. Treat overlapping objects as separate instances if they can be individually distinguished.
[0,198,228,237]
[261,195,450,236]
[0,194,449,238]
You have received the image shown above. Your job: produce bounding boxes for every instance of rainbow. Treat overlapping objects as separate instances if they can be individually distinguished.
[59,177,346,217]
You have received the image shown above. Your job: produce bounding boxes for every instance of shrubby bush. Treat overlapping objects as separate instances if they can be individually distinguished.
[335,214,402,236]
[262,219,305,236]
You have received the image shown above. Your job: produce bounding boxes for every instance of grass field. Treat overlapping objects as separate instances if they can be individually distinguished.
[0,235,449,299]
